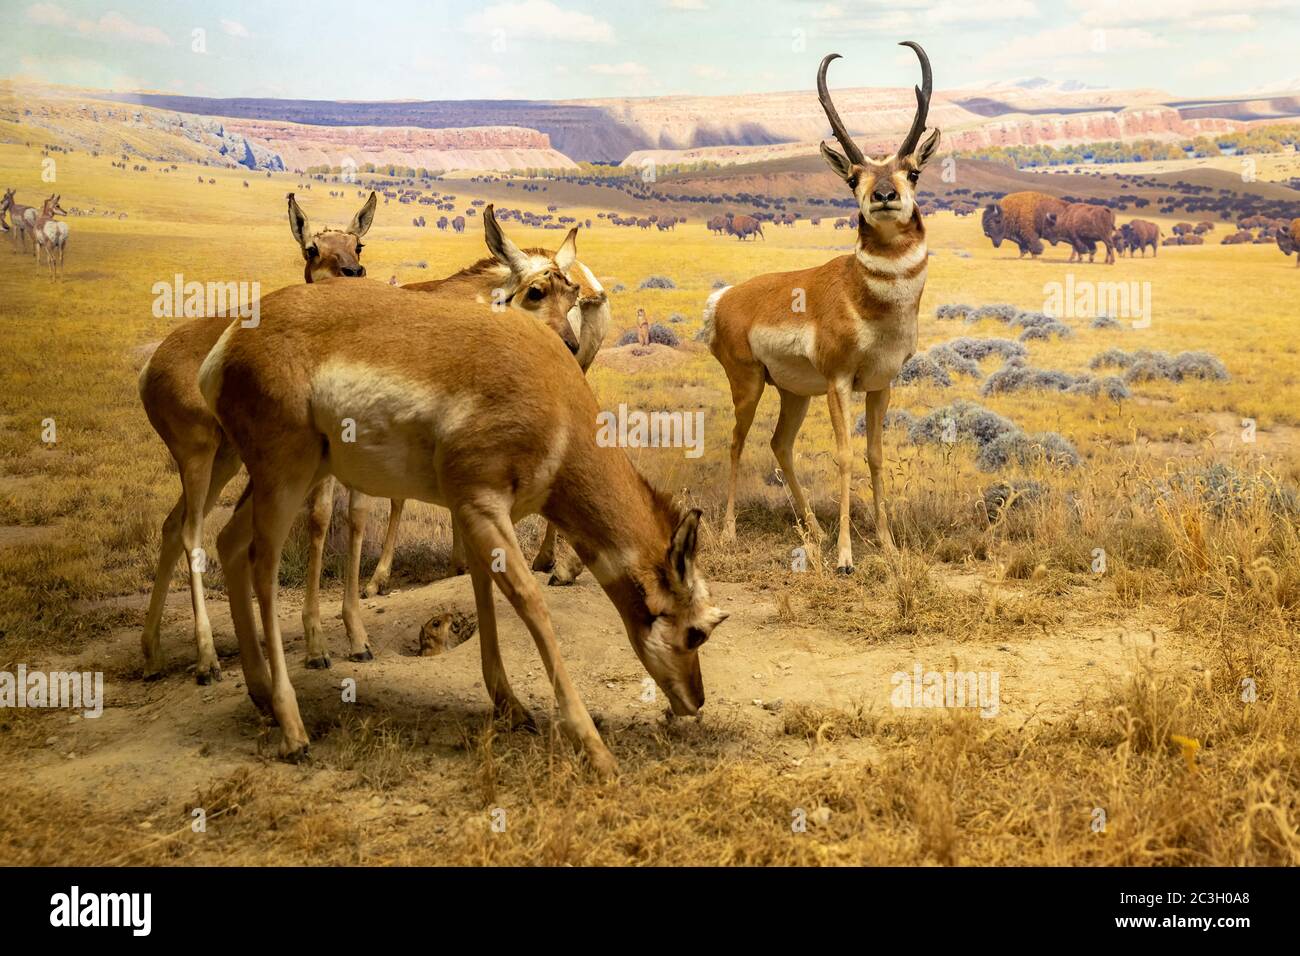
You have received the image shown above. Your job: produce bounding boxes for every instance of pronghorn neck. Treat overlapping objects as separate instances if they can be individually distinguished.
[856,210,926,264]
[547,446,679,597]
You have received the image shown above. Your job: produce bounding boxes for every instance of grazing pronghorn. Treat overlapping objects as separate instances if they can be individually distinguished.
[138,192,378,683]
[138,198,600,681]
[1,188,36,254]
[706,42,938,573]
[31,194,70,278]
[199,278,726,776]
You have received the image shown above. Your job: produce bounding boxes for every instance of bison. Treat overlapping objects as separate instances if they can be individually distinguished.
[1276,219,1300,266]
[724,213,764,241]
[1045,202,1116,264]
[1121,219,1159,257]
[452,215,465,233]
[982,191,1068,258]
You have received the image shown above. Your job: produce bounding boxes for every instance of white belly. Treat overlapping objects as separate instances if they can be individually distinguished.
[750,324,828,395]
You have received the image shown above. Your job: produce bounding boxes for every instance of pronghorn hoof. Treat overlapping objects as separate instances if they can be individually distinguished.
[348,647,374,662]
[282,744,311,764]
[305,654,332,670]
[195,664,222,685]
[142,667,164,683]
[836,564,855,576]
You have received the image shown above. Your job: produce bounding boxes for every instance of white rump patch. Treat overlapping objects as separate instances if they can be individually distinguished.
[196,320,240,413]
[701,286,731,345]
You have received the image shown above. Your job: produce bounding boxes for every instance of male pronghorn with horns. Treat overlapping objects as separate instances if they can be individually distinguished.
[706,41,938,573]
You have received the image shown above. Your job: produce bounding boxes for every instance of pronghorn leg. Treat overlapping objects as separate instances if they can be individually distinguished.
[826,378,856,574]
[467,541,535,731]
[362,498,404,597]
[342,490,374,661]
[530,520,558,573]
[301,476,334,670]
[546,530,585,587]
[456,499,616,777]
[449,521,468,576]
[177,446,223,684]
[864,388,896,552]
[141,497,186,679]
[250,463,324,760]
[216,486,273,716]
[770,387,820,538]
[723,366,766,543]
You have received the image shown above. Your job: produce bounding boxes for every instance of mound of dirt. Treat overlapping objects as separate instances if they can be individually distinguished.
[594,343,692,373]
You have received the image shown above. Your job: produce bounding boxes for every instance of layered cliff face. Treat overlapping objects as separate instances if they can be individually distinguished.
[222,119,576,171]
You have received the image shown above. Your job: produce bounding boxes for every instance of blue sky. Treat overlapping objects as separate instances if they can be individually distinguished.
[5,0,1300,101]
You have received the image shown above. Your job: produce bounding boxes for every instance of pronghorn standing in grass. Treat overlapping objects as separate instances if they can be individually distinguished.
[138,192,378,683]
[199,283,725,776]
[31,194,70,278]
[706,42,938,573]
[1,188,36,254]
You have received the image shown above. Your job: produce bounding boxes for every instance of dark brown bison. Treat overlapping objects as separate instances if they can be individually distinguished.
[1111,230,1128,257]
[707,214,726,235]
[1172,222,1195,236]
[451,215,465,233]
[724,213,764,241]
[1121,219,1159,257]
[1276,219,1300,266]
[1045,202,1116,264]
[982,191,1068,258]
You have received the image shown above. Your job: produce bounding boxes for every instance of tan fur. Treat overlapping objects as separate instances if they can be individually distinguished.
[201,279,726,775]
[710,47,939,572]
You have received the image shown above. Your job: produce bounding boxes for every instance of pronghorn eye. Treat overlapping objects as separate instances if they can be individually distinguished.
[907,170,920,184]
[306,245,319,259]
[685,626,709,650]
[355,243,364,254]
[526,286,545,302]
[847,175,859,190]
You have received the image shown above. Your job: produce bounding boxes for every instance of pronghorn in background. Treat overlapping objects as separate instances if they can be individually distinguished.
[31,194,70,278]
[199,281,726,776]
[1,188,37,254]
[138,192,378,683]
[706,42,938,573]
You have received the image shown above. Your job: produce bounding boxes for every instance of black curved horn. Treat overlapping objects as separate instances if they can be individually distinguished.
[897,40,932,159]
[817,53,865,166]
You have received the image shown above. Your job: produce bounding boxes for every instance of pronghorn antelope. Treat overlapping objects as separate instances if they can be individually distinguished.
[138,192,378,683]
[377,227,610,595]
[31,194,70,278]
[199,280,726,775]
[138,198,602,681]
[2,188,36,254]
[706,42,938,573]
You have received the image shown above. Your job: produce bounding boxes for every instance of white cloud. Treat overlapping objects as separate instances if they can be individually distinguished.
[1072,0,1284,27]
[1189,14,1257,32]
[666,0,708,9]
[220,19,251,38]
[463,0,614,43]
[926,0,1038,26]
[981,24,1169,68]
[588,62,650,77]
[26,4,172,45]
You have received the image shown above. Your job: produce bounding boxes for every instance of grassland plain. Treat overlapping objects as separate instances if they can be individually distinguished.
[1,141,1297,866]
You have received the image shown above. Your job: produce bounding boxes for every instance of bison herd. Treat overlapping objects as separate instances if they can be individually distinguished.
[983,190,1300,266]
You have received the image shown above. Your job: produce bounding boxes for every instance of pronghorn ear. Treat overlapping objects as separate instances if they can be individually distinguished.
[555,226,578,271]
[909,128,941,170]
[483,204,528,274]
[349,191,377,237]
[666,508,703,590]
[820,142,854,182]
[287,193,309,249]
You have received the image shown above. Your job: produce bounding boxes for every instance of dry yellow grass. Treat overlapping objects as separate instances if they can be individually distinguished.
[1,139,1297,866]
